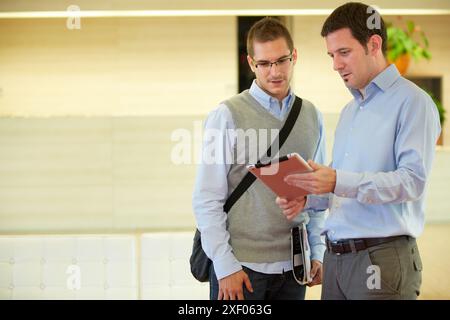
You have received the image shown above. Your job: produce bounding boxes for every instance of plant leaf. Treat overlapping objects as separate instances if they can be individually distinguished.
[407,21,415,34]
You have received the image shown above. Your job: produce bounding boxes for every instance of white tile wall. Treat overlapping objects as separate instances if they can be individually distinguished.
[0,235,138,300]
[0,233,209,300]
[140,232,209,300]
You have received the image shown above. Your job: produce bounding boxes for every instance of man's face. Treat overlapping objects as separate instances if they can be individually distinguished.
[247,37,297,101]
[325,28,373,90]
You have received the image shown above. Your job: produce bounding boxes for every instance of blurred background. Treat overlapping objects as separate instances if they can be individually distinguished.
[0,0,449,299]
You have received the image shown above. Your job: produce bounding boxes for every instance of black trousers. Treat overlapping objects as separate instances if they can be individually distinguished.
[209,264,306,300]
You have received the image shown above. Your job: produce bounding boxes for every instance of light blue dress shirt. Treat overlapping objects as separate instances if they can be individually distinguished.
[306,64,441,241]
[192,80,327,280]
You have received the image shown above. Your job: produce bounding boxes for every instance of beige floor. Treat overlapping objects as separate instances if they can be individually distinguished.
[305,223,450,300]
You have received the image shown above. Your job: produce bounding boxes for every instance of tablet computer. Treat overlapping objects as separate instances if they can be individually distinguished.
[246,152,312,200]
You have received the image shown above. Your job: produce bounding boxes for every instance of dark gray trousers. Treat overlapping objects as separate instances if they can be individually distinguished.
[322,236,422,300]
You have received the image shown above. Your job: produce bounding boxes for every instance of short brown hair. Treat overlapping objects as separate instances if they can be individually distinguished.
[246,17,294,57]
[321,2,387,56]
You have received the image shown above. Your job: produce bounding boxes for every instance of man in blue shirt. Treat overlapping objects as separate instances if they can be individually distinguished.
[277,3,441,299]
[193,18,327,300]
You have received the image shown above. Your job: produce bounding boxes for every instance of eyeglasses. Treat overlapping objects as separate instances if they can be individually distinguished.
[253,54,293,71]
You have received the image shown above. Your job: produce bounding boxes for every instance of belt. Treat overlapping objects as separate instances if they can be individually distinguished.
[326,235,410,255]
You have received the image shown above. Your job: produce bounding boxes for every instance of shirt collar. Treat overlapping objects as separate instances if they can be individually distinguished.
[372,63,401,92]
[349,64,401,100]
[249,80,293,112]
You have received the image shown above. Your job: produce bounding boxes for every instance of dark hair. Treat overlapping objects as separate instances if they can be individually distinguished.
[321,2,387,55]
[247,17,294,57]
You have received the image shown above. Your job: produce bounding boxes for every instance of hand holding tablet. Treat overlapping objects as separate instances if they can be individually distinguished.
[246,153,313,201]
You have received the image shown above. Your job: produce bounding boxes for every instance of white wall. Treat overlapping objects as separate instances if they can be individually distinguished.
[0,14,449,234]
[0,17,237,116]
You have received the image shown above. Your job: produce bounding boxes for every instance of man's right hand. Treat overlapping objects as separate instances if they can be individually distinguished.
[276,196,307,220]
[218,269,253,300]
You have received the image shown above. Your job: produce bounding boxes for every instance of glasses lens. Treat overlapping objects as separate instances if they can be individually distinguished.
[254,55,292,71]
[278,57,292,67]
[256,62,270,69]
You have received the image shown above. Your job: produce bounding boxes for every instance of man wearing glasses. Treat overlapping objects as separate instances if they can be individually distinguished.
[193,17,326,300]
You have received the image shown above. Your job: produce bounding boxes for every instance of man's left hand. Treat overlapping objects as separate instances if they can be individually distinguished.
[307,260,323,287]
[284,160,336,194]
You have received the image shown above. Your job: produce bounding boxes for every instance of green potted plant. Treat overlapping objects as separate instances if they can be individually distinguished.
[387,20,431,75]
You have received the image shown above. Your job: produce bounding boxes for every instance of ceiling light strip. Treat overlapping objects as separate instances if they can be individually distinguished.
[0,9,449,19]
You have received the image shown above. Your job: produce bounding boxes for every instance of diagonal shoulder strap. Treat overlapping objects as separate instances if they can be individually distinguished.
[223,96,303,213]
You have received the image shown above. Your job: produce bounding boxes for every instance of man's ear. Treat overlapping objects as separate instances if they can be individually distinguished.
[247,55,256,72]
[292,48,298,66]
[369,35,383,56]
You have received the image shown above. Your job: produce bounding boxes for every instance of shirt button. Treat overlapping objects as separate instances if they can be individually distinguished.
[345,153,349,157]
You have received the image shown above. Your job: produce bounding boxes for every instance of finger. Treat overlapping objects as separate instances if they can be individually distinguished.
[285,209,301,220]
[218,289,223,300]
[310,264,319,277]
[280,200,300,210]
[284,206,299,215]
[283,207,299,218]
[307,159,322,170]
[285,213,297,221]
[307,279,319,287]
[237,291,244,300]
[310,275,322,286]
[275,197,288,205]
[285,173,315,182]
[312,267,322,286]
[243,276,254,293]
[287,180,315,192]
[316,274,322,285]
[308,272,319,286]
[285,177,314,188]
[229,291,236,300]
[279,198,302,209]
[284,212,294,221]
[278,201,296,210]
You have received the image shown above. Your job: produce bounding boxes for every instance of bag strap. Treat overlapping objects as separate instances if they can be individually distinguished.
[223,96,303,213]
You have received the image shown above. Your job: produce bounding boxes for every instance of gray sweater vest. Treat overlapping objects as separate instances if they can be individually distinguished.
[224,90,321,263]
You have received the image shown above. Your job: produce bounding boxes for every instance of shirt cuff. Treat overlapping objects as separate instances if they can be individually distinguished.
[304,195,313,211]
[310,243,326,263]
[334,170,361,198]
[213,252,242,280]
[305,194,330,212]
[305,194,324,211]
